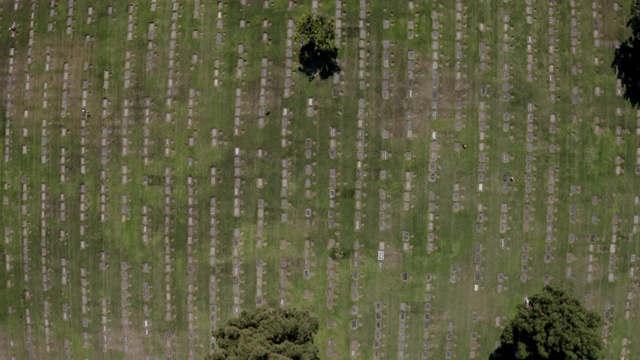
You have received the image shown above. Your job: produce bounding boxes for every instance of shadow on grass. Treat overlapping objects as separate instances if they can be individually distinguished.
[612,2,640,107]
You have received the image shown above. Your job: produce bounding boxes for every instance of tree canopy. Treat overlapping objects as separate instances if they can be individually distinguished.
[205,307,320,360]
[294,13,340,81]
[613,0,640,107]
[491,286,603,360]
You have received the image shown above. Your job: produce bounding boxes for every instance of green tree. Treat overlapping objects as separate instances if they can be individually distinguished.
[294,13,340,81]
[491,286,603,360]
[613,0,640,107]
[206,307,320,360]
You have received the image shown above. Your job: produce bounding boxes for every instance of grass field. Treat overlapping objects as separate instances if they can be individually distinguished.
[1,0,640,359]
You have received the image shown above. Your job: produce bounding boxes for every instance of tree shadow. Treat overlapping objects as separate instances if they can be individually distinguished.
[612,3,640,107]
[298,42,340,81]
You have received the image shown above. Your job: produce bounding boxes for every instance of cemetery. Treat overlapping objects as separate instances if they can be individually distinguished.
[1,0,640,359]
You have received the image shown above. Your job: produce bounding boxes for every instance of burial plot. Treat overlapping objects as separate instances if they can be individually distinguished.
[333,0,344,94]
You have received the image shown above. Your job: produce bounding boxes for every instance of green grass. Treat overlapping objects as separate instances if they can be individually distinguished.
[1,0,640,359]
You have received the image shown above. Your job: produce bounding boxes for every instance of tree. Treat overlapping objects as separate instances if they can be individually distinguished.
[491,286,603,360]
[205,307,320,360]
[612,0,640,107]
[294,13,340,81]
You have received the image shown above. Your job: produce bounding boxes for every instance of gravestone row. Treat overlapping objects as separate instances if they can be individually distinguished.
[146,22,156,72]
[279,246,288,307]
[100,296,109,351]
[162,167,173,323]
[280,113,291,222]
[124,50,132,90]
[165,2,180,126]
[257,58,269,128]
[284,19,294,98]
[547,3,558,103]
[208,192,219,350]
[122,100,130,157]
[233,147,242,217]
[543,166,559,267]
[422,273,435,359]
[126,5,134,42]
[426,190,438,253]
[4,47,15,163]
[24,307,36,359]
[522,103,536,234]
[381,20,391,100]
[231,227,243,315]
[332,0,343,98]
[20,175,30,282]
[397,302,408,359]
[80,266,90,348]
[43,299,52,353]
[143,97,152,166]
[373,301,383,359]
[357,0,367,90]
[120,261,132,353]
[256,257,265,306]
[64,0,74,35]
[444,321,455,359]
[453,0,467,135]
[429,8,440,119]
[186,176,197,359]
[501,14,511,101]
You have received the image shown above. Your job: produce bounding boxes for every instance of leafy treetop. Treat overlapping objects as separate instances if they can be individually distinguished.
[205,307,320,360]
[294,13,340,81]
[492,286,603,360]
